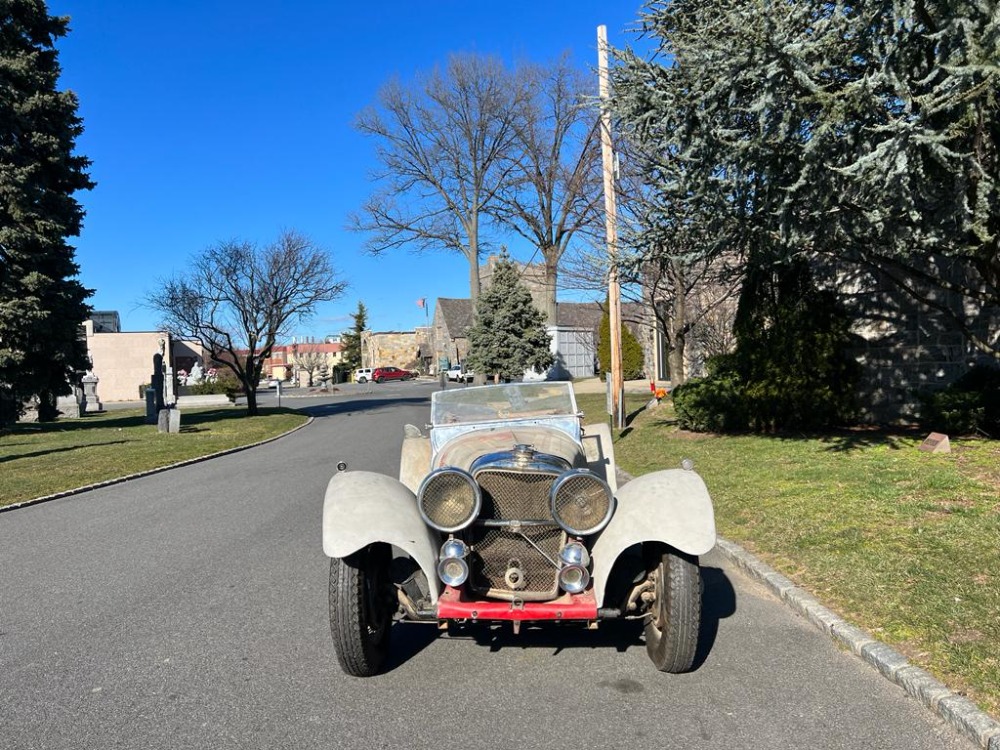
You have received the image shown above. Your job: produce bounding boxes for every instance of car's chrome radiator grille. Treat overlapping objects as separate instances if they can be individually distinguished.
[468,470,564,600]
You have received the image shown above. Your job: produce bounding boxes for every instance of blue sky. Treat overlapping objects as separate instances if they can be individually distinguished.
[50,1,644,338]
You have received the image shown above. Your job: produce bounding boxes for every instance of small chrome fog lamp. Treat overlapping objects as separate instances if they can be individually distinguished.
[438,538,470,587]
[559,542,590,569]
[558,564,590,594]
[440,538,469,560]
[437,556,470,587]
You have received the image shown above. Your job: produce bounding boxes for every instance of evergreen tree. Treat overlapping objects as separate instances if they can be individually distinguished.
[613,0,999,360]
[0,1,93,426]
[596,297,645,381]
[465,251,553,382]
[340,301,367,370]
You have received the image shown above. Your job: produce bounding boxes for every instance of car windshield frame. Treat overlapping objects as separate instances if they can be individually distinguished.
[430,382,578,427]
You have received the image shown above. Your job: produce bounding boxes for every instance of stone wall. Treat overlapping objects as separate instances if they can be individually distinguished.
[827,260,998,424]
[362,331,423,370]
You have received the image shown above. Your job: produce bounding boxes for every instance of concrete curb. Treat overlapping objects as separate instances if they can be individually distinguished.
[714,537,1000,750]
[0,416,314,514]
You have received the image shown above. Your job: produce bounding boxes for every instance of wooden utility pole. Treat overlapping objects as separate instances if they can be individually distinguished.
[598,25,624,429]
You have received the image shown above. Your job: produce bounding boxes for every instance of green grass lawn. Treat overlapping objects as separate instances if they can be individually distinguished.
[0,407,309,507]
[577,392,1000,717]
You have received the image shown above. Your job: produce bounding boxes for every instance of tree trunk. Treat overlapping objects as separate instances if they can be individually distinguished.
[36,390,58,422]
[668,259,687,387]
[245,384,258,416]
[469,228,489,385]
[469,259,481,304]
[543,251,559,325]
[468,217,481,303]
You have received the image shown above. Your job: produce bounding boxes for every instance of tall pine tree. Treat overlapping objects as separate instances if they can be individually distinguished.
[340,300,368,371]
[465,251,553,382]
[0,1,93,425]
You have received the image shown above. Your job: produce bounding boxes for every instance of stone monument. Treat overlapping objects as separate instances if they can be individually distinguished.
[56,384,84,419]
[81,373,102,413]
[150,339,182,433]
[146,351,165,424]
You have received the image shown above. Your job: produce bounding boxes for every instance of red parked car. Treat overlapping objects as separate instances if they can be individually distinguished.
[371,366,413,383]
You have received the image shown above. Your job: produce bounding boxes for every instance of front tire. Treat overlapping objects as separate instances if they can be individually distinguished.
[375,377,383,384]
[357,377,367,384]
[643,547,701,673]
[329,543,394,677]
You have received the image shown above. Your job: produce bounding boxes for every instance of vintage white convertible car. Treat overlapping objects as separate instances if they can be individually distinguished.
[322,382,716,677]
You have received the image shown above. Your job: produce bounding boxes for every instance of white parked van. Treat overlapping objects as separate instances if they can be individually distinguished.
[353,367,374,383]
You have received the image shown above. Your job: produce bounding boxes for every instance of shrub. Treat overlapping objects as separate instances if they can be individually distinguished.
[186,381,230,396]
[673,261,860,433]
[597,300,645,380]
[672,371,749,432]
[918,366,1000,436]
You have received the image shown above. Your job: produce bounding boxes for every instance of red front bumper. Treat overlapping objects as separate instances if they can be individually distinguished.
[436,585,598,621]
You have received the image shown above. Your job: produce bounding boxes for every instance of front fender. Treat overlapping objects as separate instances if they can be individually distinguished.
[591,469,716,606]
[322,470,442,604]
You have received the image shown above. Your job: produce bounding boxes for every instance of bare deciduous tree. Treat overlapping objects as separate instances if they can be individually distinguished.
[352,54,523,302]
[640,254,741,385]
[294,349,325,387]
[146,230,346,416]
[562,238,740,386]
[492,58,603,323]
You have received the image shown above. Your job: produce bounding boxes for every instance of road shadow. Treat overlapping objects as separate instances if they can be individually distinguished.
[390,565,737,672]
[381,623,441,674]
[6,406,306,436]
[693,565,737,669]
[0,440,129,464]
[10,413,146,433]
[300,396,431,420]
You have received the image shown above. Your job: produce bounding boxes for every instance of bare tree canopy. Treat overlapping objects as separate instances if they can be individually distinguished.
[146,230,347,415]
[352,54,524,302]
[491,57,604,324]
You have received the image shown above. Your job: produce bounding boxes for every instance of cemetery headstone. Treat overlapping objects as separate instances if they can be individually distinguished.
[81,373,102,413]
[918,432,951,453]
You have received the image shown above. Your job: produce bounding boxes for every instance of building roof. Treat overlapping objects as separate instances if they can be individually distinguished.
[437,298,645,339]
[437,298,475,336]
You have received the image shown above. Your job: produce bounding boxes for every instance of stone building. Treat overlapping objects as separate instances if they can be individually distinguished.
[360,328,433,373]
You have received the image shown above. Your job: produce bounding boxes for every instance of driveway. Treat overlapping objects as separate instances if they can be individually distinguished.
[0,384,976,749]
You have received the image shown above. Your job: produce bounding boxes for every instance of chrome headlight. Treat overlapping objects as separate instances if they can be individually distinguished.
[550,469,614,536]
[558,564,590,594]
[418,467,481,532]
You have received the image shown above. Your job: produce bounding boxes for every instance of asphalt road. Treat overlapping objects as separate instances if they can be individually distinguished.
[0,381,974,749]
